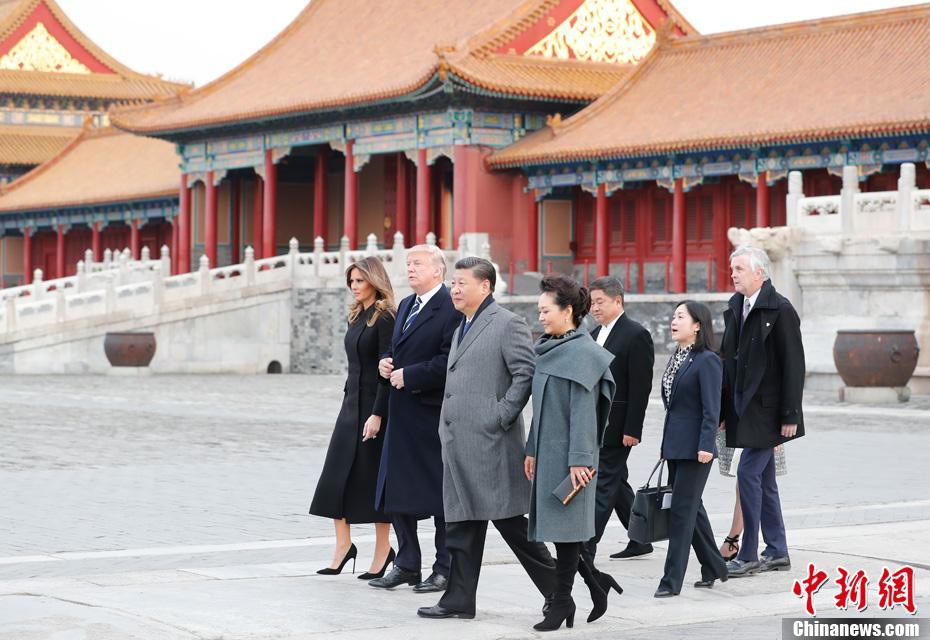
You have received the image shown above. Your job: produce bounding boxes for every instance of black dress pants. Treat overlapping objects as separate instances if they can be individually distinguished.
[392,513,450,577]
[658,459,728,593]
[582,445,634,563]
[439,515,556,615]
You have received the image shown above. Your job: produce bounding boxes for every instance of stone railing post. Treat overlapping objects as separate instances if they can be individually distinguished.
[365,233,378,255]
[245,246,256,286]
[426,231,437,246]
[313,236,324,278]
[55,288,67,322]
[151,265,164,307]
[288,237,300,279]
[840,165,859,236]
[786,171,804,227]
[160,245,171,276]
[118,251,130,285]
[198,255,211,295]
[140,245,150,265]
[84,249,93,271]
[4,296,16,333]
[32,269,44,300]
[103,248,113,269]
[339,235,349,271]
[392,231,406,280]
[76,260,86,293]
[897,162,915,232]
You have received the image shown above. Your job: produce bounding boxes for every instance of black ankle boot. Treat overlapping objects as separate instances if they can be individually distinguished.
[577,556,608,623]
[533,597,575,631]
[534,542,581,631]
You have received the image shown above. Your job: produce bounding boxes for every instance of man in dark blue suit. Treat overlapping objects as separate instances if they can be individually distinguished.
[370,244,461,593]
[721,245,805,578]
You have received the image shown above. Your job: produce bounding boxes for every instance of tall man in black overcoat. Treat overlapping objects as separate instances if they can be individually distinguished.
[584,276,655,573]
[371,244,461,593]
[720,245,805,578]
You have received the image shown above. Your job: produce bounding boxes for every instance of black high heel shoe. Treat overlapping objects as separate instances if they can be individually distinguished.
[533,598,576,631]
[358,548,396,580]
[317,543,357,575]
[721,534,740,561]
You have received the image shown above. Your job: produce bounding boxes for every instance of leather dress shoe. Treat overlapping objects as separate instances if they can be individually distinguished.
[653,587,678,598]
[695,574,728,589]
[417,604,475,619]
[760,555,791,572]
[726,559,761,577]
[610,541,654,559]
[368,566,421,589]
[412,572,448,593]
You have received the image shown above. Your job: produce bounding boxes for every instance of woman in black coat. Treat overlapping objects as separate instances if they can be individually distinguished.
[655,301,729,597]
[310,257,396,579]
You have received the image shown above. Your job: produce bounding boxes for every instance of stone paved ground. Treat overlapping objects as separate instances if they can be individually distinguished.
[0,375,928,639]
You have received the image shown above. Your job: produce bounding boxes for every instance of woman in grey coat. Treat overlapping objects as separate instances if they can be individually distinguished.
[524,275,616,632]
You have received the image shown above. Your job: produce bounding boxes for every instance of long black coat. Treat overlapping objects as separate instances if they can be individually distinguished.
[375,286,460,517]
[592,314,654,446]
[310,306,394,523]
[721,280,806,449]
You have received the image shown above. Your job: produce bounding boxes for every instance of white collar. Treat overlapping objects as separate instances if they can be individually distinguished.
[415,281,444,307]
[599,311,623,337]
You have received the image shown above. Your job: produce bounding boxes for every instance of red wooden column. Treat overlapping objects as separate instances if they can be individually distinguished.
[415,148,431,244]
[91,221,102,262]
[528,186,539,273]
[56,224,66,278]
[204,171,218,267]
[313,147,328,244]
[170,217,179,274]
[595,183,609,277]
[262,150,277,258]
[672,177,687,293]
[252,175,264,259]
[179,174,191,273]
[343,140,358,249]
[231,176,241,264]
[130,219,141,260]
[756,170,770,228]
[395,152,409,242]
[23,226,33,284]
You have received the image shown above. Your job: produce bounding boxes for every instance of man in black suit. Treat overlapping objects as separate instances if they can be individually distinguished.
[371,244,461,593]
[720,245,805,578]
[585,276,655,566]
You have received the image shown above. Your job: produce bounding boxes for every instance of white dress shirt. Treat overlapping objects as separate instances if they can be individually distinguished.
[595,312,623,347]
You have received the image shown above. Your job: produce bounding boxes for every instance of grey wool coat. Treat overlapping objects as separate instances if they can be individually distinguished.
[439,301,535,523]
[526,331,615,543]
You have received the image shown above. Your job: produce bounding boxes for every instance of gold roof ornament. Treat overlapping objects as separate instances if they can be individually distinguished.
[0,21,91,73]
[525,0,656,64]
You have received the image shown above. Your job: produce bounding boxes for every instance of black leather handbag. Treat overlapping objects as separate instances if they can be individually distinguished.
[628,459,673,544]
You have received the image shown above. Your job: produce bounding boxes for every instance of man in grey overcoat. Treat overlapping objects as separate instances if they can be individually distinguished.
[417,257,556,620]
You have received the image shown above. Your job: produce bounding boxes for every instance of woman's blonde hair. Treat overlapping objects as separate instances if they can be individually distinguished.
[346,257,396,326]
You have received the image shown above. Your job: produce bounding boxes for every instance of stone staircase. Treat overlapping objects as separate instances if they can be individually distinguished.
[0,232,470,375]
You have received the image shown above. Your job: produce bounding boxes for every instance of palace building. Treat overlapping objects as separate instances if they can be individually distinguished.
[3,0,930,293]
[0,0,184,284]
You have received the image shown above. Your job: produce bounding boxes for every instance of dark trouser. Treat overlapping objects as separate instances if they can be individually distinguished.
[392,513,450,577]
[582,445,634,564]
[439,515,556,615]
[659,460,728,594]
[736,447,788,561]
